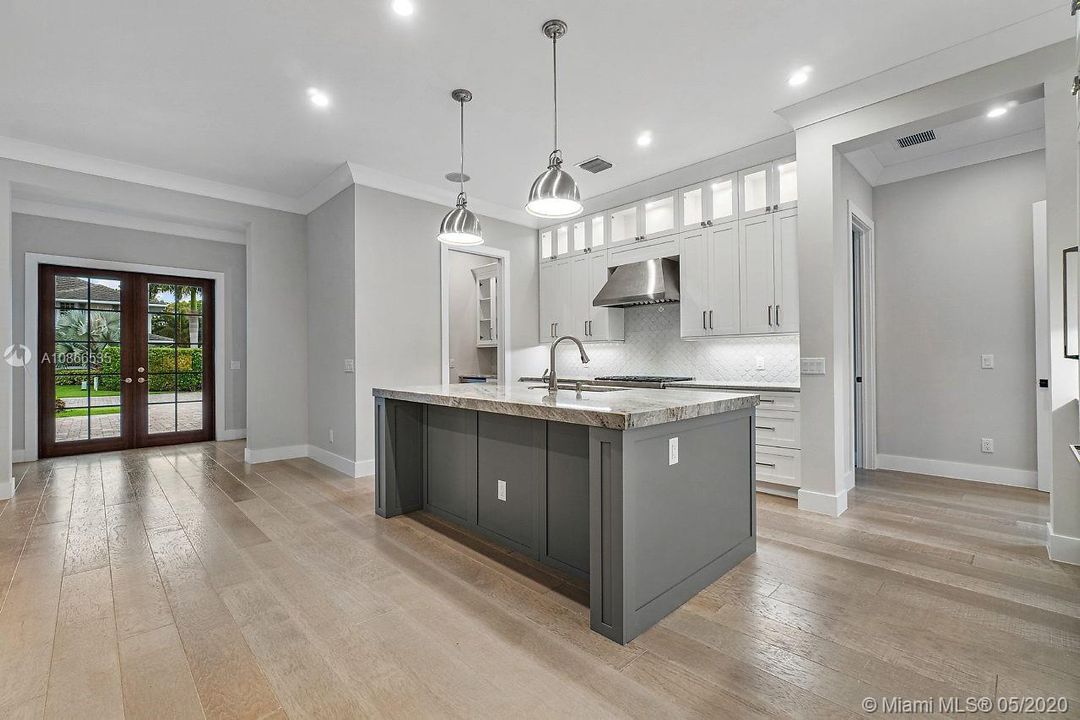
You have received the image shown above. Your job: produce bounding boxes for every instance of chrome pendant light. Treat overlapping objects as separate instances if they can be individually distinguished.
[526,19,583,219]
[438,89,484,246]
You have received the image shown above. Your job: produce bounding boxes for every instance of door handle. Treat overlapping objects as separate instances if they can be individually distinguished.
[137,366,145,373]
[124,377,133,384]
[708,310,713,330]
[767,305,773,326]
[137,378,145,384]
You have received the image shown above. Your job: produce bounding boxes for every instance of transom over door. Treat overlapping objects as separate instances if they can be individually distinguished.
[39,265,215,458]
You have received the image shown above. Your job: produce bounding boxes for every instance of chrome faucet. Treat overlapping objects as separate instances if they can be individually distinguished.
[545,335,590,393]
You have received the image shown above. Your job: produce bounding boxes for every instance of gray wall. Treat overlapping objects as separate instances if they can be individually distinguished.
[874,151,1045,473]
[353,184,539,468]
[10,213,248,450]
[448,250,496,379]
[306,187,356,461]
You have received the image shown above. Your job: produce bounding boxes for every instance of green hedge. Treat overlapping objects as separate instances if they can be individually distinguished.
[95,346,203,392]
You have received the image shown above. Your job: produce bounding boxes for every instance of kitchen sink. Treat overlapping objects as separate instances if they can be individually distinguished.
[527,384,628,393]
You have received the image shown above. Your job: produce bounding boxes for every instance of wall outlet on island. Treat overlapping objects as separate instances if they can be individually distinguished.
[669,437,679,465]
[981,438,994,453]
[497,480,507,501]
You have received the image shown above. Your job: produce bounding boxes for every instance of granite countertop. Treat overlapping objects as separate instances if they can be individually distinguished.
[372,382,758,430]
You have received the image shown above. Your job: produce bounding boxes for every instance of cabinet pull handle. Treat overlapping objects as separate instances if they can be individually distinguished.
[702,310,707,330]
[758,398,775,403]
[708,310,713,330]
[755,425,776,431]
[776,305,781,326]
[755,461,776,468]
[767,305,773,326]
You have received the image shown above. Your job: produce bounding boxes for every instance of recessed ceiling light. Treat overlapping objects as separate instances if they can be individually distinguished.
[391,0,414,16]
[636,131,653,147]
[986,106,1008,118]
[788,66,812,87]
[307,87,330,108]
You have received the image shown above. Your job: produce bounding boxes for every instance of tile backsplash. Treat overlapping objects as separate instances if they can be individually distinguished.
[553,305,800,385]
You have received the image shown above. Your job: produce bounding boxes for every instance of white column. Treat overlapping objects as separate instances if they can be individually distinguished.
[1,174,13,499]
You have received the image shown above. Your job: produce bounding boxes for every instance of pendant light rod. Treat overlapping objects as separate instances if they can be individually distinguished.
[542,19,567,165]
[450,88,472,203]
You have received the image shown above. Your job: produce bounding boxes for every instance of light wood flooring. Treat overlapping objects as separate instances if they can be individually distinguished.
[1,441,1078,719]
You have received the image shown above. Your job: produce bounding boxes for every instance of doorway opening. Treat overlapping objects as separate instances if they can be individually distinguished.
[440,245,510,385]
[38,264,215,457]
[850,204,876,470]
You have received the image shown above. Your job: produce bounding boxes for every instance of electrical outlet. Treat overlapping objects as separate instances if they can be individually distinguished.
[668,437,679,465]
[981,354,994,370]
[344,358,355,373]
[755,356,765,371]
[497,480,507,501]
[800,357,826,375]
[230,360,241,370]
[329,429,334,445]
[981,438,994,453]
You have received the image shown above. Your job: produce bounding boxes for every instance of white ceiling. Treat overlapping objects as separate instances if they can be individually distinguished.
[0,1,1069,219]
[845,96,1046,186]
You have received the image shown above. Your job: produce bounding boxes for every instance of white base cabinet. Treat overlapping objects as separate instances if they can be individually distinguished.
[755,390,802,496]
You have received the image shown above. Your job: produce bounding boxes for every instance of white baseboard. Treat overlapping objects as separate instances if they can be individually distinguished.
[12,449,34,463]
[355,458,375,477]
[306,445,366,478]
[0,476,14,501]
[217,428,247,441]
[244,444,308,464]
[1047,523,1080,566]
[876,454,1037,489]
[798,486,849,517]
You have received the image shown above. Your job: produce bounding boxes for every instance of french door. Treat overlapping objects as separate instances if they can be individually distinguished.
[38,265,215,458]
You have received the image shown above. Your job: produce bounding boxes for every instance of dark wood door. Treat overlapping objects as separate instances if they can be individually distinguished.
[38,265,215,458]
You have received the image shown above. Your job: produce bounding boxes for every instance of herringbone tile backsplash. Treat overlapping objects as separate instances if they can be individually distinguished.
[553,305,800,385]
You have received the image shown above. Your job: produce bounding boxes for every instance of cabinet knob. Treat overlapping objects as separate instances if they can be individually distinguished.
[706,220,713,226]
[700,221,706,228]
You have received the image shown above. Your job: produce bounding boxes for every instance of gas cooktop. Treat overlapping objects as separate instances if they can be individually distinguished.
[596,375,693,383]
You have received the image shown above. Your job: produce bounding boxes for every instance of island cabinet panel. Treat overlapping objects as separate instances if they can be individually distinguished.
[425,406,478,525]
[476,414,545,554]
[375,398,424,518]
[542,422,591,578]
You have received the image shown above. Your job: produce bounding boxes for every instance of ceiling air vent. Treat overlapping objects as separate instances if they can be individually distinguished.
[895,130,936,148]
[578,156,613,174]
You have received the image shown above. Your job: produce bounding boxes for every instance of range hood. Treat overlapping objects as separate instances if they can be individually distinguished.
[593,257,680,308]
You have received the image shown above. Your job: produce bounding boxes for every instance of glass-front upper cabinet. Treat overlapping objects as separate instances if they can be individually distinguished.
[642,192,677,240]
[556,225,570,256]
[589,214,606,250]
[609,203,640,245]
[539,229,554,261]
[572,220,588,254]
[739,163,771,217]
[773,157,798,211]
[679,173,737,231]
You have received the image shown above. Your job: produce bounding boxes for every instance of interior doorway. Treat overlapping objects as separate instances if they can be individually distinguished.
[850,203,876,470]
[38,264,215,457]
[440,245,510,385]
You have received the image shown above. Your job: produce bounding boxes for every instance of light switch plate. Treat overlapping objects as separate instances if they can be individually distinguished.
[668,437,679,465]
[755,356,765,371]
[981,354,994,369]
[800,357,826,375]
[497,480,507,501]
[344,358,355,373]
[230,360,241,370]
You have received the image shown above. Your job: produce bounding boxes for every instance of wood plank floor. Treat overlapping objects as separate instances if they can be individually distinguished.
[1,441,1078,719]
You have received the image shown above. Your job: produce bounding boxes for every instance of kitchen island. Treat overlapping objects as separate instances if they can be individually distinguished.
[372,382,759,644]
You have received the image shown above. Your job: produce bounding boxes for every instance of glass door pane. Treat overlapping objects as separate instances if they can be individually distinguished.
[776,159,798,205]
[644,196,675,237]
[609,206,638,243]
[742,168,768,215]
[572,221,587,253]
[556,226,569,255]
[710,178,735,221]
[540,230,553,260]
[682,187,703,228]
[589,215,605,248]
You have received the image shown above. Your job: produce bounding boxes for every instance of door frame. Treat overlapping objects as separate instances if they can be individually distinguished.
[849,201,878,470]
[440,244,511,385]
[23,253,226,461]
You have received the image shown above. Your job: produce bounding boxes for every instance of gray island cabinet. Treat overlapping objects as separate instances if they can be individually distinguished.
[372,382,759,644]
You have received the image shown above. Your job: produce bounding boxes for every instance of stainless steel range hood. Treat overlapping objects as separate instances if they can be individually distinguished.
[592,257,680,308]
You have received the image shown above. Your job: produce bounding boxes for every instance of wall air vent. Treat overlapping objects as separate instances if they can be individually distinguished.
[578,156,613,174]
[895,130,936,148]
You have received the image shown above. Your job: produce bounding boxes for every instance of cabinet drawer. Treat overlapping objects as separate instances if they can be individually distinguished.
[755,446,801,488]
[754,409,800,449]
[607,236,679,267]
[755,391,799,411]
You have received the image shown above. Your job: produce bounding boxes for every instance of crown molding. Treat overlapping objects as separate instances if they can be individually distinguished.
[0,135,305,213]
[870,128,1045,187]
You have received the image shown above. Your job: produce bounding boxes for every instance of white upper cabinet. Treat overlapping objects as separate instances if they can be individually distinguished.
[679,186,704,232]
[586,252,623,341]
[773,208,799,331]
[738,208,798,334]
[556,225,570,256]
[572,220,588,254]
[679,228,710,338]
[609,203,640,245]
[739,163,771,218]
[773,157,798,212]
[539,230,554,262]
[642,192,677,240]
[678,174,737,231]
[678,222,740,339]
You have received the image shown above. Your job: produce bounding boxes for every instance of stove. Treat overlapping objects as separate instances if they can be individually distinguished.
[595,375,693,389]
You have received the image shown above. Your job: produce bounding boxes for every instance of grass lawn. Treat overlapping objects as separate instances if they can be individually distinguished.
[55,384,120,399]
[56,406,121,419]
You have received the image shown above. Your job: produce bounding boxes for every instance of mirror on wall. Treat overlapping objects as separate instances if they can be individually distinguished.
[1065,246,1078,359]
